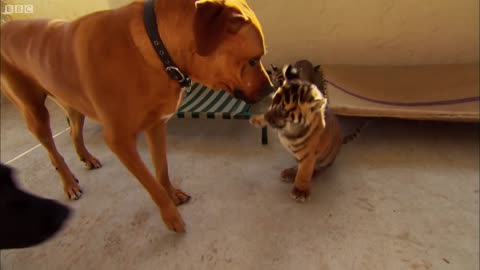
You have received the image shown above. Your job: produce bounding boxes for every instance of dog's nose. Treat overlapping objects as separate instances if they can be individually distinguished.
[262,83,275,96]
[234,89,258,104]
[255,83,274,101]
[233,89,245,100]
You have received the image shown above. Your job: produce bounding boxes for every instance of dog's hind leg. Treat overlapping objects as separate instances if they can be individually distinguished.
[64,107,102,170]
[1,65,82,200]
[23,105,82,200]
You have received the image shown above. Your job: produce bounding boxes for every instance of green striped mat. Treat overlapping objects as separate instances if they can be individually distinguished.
[175,83,251,119]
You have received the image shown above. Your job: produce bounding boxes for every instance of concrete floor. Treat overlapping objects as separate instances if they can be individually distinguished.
[0,96,479,270]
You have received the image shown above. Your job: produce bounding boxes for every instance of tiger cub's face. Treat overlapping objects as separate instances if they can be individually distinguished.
[264,65,327,133]
[267,64,284,88]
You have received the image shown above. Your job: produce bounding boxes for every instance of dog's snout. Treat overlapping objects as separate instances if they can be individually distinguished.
[233,89,246,100]
[233,83,273,104]
[262,83,275,96]
[253,82,274,102]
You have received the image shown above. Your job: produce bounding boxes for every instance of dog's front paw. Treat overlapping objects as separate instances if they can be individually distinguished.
[249,114,267,128]
[161,205,186,233]
[290,186,310,203]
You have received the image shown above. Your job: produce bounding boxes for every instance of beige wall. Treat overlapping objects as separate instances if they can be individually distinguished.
[251,0,479,65]
[4,0,478,65]
[110,0,479,65]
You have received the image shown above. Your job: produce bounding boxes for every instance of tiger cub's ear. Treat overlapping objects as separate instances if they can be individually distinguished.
[310,98,327,112]
[282,64,300,81]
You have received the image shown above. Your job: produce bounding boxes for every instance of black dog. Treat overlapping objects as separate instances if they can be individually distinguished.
[0,163,72,249]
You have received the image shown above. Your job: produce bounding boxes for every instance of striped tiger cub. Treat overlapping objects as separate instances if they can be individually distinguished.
[250,64,363,202]
[268,60,325,96]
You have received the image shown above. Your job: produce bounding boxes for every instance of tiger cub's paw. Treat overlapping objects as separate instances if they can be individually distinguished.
[290,187,311,203]
[249,114,267,128]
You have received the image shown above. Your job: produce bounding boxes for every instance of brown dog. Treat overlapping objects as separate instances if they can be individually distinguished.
[0,0,272,233]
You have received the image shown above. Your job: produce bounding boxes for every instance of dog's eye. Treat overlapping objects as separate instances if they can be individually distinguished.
[248,58,259,67]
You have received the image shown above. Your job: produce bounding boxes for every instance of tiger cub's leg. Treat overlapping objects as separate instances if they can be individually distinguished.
[290,156,317,202]
[281,166,322,183]
[315,144,341,174]
[313,162,334,176]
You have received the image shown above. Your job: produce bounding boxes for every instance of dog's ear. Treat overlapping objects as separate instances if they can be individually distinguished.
[271,64,279,72]
[193,0,249,56]
[228,13,248,34]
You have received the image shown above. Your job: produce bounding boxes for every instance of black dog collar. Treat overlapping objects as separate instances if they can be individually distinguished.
[143,0,192,89]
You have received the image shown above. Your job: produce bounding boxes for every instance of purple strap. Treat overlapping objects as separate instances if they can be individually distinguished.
[326,80,480,107]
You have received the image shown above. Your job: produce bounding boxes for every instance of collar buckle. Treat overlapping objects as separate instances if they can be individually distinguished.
[166,66,185,83]
[166,66,192,88]
[144,0,192,89]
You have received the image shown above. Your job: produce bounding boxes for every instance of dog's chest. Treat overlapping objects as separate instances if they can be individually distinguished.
[161,88,186,122]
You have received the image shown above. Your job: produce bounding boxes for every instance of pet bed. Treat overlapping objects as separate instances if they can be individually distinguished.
[174,82,268,144]
[323,64,479,122]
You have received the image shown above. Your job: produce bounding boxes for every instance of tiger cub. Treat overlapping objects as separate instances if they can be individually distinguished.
[269,60,325,96]
[250,64,354,202]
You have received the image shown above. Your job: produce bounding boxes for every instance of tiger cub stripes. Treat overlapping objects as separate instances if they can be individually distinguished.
[250,64,355,202]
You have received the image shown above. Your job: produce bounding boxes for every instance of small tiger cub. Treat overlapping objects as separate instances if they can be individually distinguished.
[250,64,346,202]
[268,60,325,96]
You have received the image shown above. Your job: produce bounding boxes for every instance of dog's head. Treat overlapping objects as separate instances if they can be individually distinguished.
[191,0,273,104]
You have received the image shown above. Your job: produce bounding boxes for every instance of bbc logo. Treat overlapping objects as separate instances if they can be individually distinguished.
[1,5,34,14]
